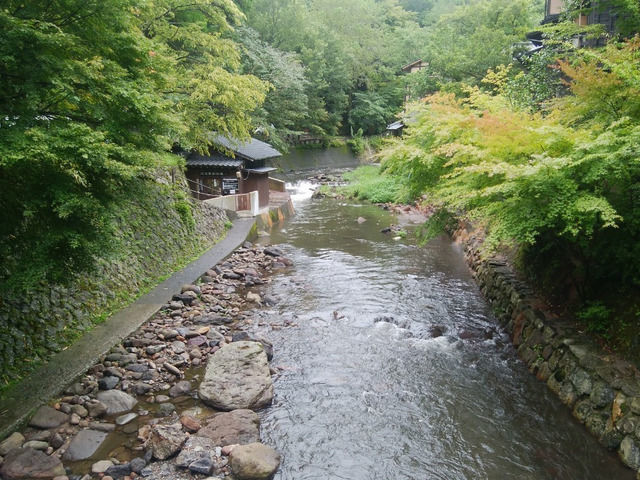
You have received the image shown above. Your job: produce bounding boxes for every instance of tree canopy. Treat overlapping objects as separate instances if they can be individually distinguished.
[0,0,267,286]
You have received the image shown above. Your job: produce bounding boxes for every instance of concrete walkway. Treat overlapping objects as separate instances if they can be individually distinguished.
[0,217,256,440]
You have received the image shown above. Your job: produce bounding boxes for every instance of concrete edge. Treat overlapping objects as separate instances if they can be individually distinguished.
[0,217,256,440]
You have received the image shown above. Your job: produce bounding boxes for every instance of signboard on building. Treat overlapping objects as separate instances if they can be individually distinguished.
[222,178,239,195]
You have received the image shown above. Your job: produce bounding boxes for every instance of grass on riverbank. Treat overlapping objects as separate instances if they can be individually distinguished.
[340,165,411,204]
[339,163,640,365]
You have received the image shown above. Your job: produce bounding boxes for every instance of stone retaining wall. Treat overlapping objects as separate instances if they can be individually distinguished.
[0,171,228,384]
[458,229,640,477]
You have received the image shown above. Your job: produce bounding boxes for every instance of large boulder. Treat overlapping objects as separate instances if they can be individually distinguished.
[197,409,260,447]
[96,390,138,415]
[229,443,281,480]
[0,448,66,479]
[199,342,273,411]
[63,429,108,461]
[28,406,68,429]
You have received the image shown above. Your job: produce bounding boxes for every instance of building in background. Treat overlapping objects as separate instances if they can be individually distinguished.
[542,0,627,39]
[185,135,281,211]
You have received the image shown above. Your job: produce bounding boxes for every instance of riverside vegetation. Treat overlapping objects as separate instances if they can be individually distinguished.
[342,6,640,363]
[1,0,506,384]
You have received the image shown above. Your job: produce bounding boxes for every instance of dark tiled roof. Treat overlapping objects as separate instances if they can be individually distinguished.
[245,167,277,174]
[212,134,282,161]
[186,152,243,168]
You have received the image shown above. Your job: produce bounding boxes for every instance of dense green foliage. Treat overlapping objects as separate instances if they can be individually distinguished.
[370,32,640,349]
[0,0,266,288]
[242,0,429,137]
[423,0,539,84]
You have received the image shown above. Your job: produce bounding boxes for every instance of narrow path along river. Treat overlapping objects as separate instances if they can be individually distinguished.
[251,149,633,480]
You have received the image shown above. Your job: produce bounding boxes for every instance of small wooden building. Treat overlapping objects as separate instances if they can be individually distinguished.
[186,135,281,209]
[401,59,429,74]
[386,120,405,137]
[541,0,631,45]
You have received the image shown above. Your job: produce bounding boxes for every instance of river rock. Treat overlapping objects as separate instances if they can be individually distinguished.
[105,463,131,478]
[98,376,120,391]
[49,433,65,449]
[620,436,640,470]
[156,402,176,417]
[0,448,66,479]
[87,400,108,418]
[22,440,48,451]
[229,443,281,480]
[179,416,202,435]
[96,390,137,415]
[264,247,284,258]
[129,457,147,474]
[197,410,260,447]
[199,342,273,411]
[175,437,217,475]
[63,429,108,461]
[0,432,25,456]
[231,333,273,361]
[148,423,187,460]
[169,380,192,397]
[182,284,201,295]
[91,460,114,474]
[246,292,261,304]
[116,413,138,425]
[29,406,68,429]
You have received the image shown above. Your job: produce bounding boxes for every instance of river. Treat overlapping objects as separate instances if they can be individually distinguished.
[251,147,632,479]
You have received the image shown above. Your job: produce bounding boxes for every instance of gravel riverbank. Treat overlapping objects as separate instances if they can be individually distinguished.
[0,242,292,480]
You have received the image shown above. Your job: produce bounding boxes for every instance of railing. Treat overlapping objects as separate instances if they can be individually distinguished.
[186,178,219,201]
[269,177,286,193]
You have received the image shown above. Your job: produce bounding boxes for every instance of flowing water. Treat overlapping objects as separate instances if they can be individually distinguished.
[251,148,632,480]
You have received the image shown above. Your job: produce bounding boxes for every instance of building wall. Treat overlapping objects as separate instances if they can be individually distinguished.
[186,167,235,200]
[240,172,270,208]
[548,0,564,15]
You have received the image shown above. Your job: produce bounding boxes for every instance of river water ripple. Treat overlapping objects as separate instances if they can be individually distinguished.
[250,152,631,480]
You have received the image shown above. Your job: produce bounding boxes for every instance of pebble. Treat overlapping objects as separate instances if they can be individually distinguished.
[116,413,138,426]
[129,457,147,474]
[98,376,120,390]
[156,403,176,417]
[169,380,191,398]
[221,444,237,456]
[180,415,201,433]
[23,440,49,450]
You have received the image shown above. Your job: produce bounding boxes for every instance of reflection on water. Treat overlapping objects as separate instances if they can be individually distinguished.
[274,145,360,181]
[251,157,632,480]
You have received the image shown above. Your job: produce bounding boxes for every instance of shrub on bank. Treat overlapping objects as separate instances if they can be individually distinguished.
[373,38,640,357]
[342,165,410,204]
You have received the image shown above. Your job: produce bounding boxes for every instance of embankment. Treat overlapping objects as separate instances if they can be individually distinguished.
[456,227,640,476]
[0,171,228,386]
